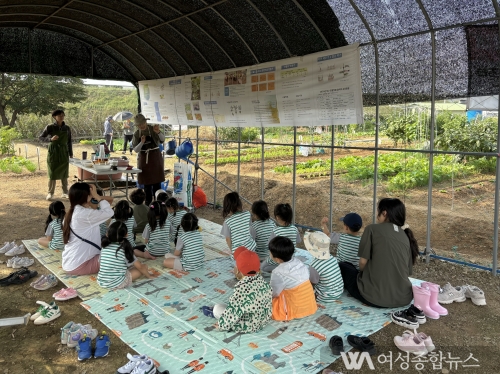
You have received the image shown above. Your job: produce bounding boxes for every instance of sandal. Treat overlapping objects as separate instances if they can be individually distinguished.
[0,270,38,286]
[347,335,377,356]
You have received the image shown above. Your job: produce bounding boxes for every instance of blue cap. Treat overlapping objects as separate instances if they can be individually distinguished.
[340,213,362,231]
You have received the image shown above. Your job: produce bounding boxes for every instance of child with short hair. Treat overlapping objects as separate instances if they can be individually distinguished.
[38,201,66,250]
[130,188,149,235]
[163,213,204,271]
[203,246,272,333]
[303,231,344,302]
[109,200,136,247]
[269,236,317,321]
[137,201,169,259]
[165,197,187,243]
[251,200,275,261]
[220,192,256,253]
[97,222,157,289]
[262,203,301,272]
[321,212,362,269]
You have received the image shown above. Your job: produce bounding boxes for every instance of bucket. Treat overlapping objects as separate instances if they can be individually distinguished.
[175,138,193,160]
[166,139,176,155]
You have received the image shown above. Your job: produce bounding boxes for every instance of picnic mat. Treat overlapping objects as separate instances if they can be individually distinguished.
[22,218,230,301]
[82,251,423,373]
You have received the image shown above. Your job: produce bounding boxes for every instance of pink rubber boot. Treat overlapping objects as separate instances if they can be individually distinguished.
[421,282,448,316]
[412,285,440,320]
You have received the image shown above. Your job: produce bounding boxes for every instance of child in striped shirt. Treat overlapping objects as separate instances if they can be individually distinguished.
[321,212,362,269]
[262,203,302,272]
[38,201,66,250]
[136,201,169,259]
[220,192,256,253]
[98,221,157,289]
[166,197,187,243]
[164,213,204,271]
[304,231,344,302]
[109,200,137,247]
[251,200,275,261]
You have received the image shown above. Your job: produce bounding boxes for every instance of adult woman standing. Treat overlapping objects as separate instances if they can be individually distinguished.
[339,198,419,308]
[39,109,73,200]
[62,183,114,275]
[132,114,165,205]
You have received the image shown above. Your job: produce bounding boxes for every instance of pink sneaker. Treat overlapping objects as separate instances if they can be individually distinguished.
[402,329,435,352]
[52,288,67,298]
[394,332,428,356]
[54,288,78,301]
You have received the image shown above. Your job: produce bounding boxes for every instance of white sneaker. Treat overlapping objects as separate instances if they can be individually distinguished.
[33,303,61,325]
[6,256,20,267]
[66,323,83,348]
[30,301,57,321]
[131,359,157,374]
[463,285,486,306]
[117,353,149,373]
[0,241,15,254]
[12,257,34,268]
[5,244,25,257]
[437,283,466,304]
[46,193,53,201]
[60,321,75,344]
[61,193,69,199]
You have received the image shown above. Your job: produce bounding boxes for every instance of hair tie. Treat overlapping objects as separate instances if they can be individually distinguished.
[401,223,409,230]
[161,202,165,205]
[150,204,155,209]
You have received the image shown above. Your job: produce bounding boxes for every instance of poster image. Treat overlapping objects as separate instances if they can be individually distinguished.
[224,69,247,86]
[191,76,201,100]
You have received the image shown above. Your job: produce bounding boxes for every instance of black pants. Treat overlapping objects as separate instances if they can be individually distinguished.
[144,182,161,206]
[339,262,381,308]
[105,134,114,152]
[123,135,133,152]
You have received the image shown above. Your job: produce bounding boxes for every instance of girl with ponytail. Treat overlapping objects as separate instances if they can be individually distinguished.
[98,221,157,289]
[135,201,169,259]
[38,200,66,250]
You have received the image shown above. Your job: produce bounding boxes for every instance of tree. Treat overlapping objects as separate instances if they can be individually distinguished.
[0,73,87,127]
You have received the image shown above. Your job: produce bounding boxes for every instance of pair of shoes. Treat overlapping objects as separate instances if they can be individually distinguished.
[117,353,156,373]
[0,267,38,286]
[329,335,344,355]
[0,241,16,254]
[33,274,58,290]
[31,300,61,325]
[394,328,434,356]
[347,335,376,355]
[391,304,427,329]
[412,283,448,320]
[65,323,98,347]
[10,257,34,268]
[201,306,215,318]
[5,244,25,256]
[439,283,486,306]
[46,193,53,201]
[77,331,111,361]
[53,287,78,301]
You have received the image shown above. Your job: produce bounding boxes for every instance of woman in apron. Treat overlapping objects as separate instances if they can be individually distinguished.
[38,109,73,200]
[132,114,165,205]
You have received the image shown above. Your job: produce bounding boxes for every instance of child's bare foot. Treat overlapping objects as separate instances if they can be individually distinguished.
[144,252,156,260]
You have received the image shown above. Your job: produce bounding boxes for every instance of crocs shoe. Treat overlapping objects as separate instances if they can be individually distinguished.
[463,285,486,306]
[94,331,111,358]
[30,301,57,321]
[33,303,61,325]
[54,287,78,301]
[117,353,149,373]
[5,244,25,256]
[438,283,466,304]
[34,274,58,290]
[77,335,92,361]
[60,321,75,344]
[0,241,16,254]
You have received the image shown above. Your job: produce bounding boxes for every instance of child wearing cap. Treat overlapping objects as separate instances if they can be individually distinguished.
[321,212,362,269]
[304,231,344,303]
[269,236,318,321]
[204,246,272,333]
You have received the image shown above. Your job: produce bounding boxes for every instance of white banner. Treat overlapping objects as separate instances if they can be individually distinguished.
[138,43,363,127]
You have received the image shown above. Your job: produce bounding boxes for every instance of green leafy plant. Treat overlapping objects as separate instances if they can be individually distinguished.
[0,156,36,173]
[0,126,19,155]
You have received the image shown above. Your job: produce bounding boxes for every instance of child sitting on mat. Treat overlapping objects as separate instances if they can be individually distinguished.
[98,222,157,289]
[166,197,186,243]
[109,200,137,247]
[163,213,204,271]
[261,203,302,272]
[251,200,275,261]
[202,246,272,333]
[220,192,256,254]
[130,188,149,237]
[38,201,66,250]
[136,201,169,260]
[269,236,317,321]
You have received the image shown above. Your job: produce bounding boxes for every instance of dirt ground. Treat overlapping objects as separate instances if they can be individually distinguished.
[0,142,499,374]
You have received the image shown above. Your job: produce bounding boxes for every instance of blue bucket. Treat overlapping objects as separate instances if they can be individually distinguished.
[166,138,176,155]
[175,138,193,160]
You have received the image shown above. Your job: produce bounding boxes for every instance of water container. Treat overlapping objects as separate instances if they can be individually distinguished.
[175,138,193,160]
[166,138,177,155]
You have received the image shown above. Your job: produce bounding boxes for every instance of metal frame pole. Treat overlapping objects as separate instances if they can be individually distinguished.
[261,127,265,199]
[237,127,241,193]
[328,125,335,232]
[214,126,218,209]
[372,44,380,222]
[292,127,297,223]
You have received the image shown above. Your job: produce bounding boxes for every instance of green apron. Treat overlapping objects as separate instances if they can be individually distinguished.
[47,130,69,180]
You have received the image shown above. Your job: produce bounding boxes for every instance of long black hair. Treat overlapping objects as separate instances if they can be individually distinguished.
[165,197,179,216]
[251,200,270,221]
[148,201,167,231]
[102,221,134,263]
[45,200,66,232]
[63,183,90,244]
[274,203,293,226]
[113,200,133,222]
[222,192,242,219]
[377,198,419,265]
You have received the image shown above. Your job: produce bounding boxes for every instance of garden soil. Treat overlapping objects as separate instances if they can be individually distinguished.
[0,142,498,374]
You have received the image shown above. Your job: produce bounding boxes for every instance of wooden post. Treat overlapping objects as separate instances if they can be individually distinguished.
[37,147,40,170]
[25,145,28,158]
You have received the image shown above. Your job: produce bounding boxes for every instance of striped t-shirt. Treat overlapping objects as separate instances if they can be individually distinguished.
[109,217,137,247]
[178,230,204,271]
[46,219,64,250]
[337,233,361,269]
[252,219,275,259]
[168,210,186,242]
[222,211,256,252]
[97,243,129,289]
[266,224,300,266]
[143,220,170,256]
[310,255,344,302]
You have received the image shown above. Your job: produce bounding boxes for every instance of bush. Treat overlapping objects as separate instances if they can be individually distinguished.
[0,156,36,173]
[384,114,420,147]
[0,127,20,155]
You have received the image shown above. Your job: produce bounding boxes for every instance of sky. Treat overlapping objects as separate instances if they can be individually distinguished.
[83,79,134,87]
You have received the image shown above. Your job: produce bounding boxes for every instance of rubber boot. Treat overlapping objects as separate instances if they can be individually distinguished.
[421,282,448,316]
[412,285,440,320]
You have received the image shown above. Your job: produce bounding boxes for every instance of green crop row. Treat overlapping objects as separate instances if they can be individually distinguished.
[0,156,37,173]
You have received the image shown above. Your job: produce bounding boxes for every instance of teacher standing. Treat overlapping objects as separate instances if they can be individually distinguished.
[39,109,73,201]
[132,114,165,205]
